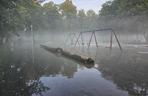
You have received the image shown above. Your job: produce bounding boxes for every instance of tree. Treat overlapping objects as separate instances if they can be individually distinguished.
[43,1,61,29]
[0,0,22,41]
[78,9,86,18]
[99,1,116,16]
[99,0,148,17]
[0,0,46,37]
[60,0,77,18]
[87,10,96,17]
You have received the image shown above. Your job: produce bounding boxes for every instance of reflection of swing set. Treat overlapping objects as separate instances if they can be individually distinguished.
[72,28,122,51]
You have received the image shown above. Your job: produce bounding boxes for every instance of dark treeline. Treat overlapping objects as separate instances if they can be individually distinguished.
[99,0,148,35]
[98,0,148,43]
[1,0,148,43]
[100,0,148,17]
[0,0,98,42]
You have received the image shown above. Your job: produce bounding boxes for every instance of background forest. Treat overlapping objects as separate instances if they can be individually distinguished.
[1,0,148,43]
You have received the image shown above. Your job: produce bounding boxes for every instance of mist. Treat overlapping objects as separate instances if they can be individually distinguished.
[1,0,148,96]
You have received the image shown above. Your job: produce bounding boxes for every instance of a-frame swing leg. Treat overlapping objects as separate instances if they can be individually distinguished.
[110,31,113,49]
[93,31,99,48]
[74,33,81,47]
[70,33,74,45]
[80,33,84,46]
[88,32,94,49]
[113,31,122,51]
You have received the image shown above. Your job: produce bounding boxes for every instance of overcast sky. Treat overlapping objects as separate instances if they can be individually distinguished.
[42,0,111,14]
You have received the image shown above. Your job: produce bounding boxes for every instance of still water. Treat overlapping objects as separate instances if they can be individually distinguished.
[0,36,148,96]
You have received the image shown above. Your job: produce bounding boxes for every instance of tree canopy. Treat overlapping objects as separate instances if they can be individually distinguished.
[78,9,86,18]
[60,0,77,18]
[0,0,99,39]
[100,0,148,17]
[87,10,96,17]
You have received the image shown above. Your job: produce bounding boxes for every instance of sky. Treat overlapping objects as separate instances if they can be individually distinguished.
[42,0,111,14]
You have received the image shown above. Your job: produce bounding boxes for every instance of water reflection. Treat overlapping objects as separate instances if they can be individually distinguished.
[2,39,148,96]
[98,50,148,96]
[0,45,49,96]
[0,41,95,96]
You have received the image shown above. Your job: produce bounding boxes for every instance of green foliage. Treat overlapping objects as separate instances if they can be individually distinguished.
[60,0,77,18]
[87,10,96,17]
[0,0,99,40]
[100,0,148,17]
[78,9,86,18]
[0,0,45,37]
[43,1,61,29]
[1,0,148,39]
[0,0,23,38]
[99,1,117,16]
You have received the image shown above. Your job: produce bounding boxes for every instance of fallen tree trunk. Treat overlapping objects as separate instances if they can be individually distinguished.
[40,45,95,66]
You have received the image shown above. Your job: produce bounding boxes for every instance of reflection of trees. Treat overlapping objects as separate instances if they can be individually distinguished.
[60,62,77,78]
[35,46,94,78]
[98,52,148,96]
[0,43,95,95]
[0,46,49,96]
[35,53,78,78]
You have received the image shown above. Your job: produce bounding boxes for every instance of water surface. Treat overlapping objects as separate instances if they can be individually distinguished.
[0,36,148,96]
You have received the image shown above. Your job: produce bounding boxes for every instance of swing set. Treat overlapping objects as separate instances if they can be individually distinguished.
[73,28,122,51]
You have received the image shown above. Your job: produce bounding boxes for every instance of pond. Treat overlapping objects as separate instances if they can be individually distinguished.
[0,37,148,96]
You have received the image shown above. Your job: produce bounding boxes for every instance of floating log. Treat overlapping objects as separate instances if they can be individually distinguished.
[40,45,95,65]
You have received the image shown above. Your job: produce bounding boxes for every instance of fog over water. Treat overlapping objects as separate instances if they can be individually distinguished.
[2,29,148,96]
[1,0,148,96]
